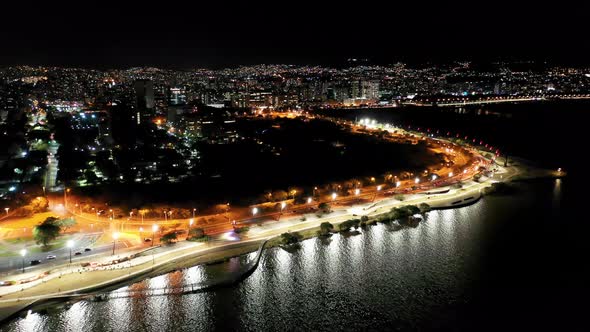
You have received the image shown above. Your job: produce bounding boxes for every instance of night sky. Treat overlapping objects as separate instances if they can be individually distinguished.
[1,1,588,68]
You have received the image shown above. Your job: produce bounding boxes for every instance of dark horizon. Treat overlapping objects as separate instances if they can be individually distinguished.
[1,1,589,69]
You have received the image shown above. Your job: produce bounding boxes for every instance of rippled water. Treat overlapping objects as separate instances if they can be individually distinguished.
[4,102,589,331]
[7,178,583,331]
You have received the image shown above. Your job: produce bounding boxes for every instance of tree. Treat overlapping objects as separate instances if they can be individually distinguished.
[30,196,49,213]
[272,190,288,201]
[234,226,250,234]
[418,203,432,213]
[280,232,302,245]
[160,232,178,244]
[33,217,62,248]
[390,205,421,221]
[319,222,334,236]
[84,169,99,184]
[318,202,331,213]
[188,227,205,239]
[339,220,354,232]
[57,218,77,232]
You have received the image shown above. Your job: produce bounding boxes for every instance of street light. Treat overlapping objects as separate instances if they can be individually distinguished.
[112,232,119,255]
[372,186,382,202]
[192,208,196,219]
[225,203,231,220]
[67,240,74,263]
[307,197,312,204]
[415,178,420,184]
[20,249,27,273]
[331,192,337,200]
[189,218,194,228]
[396,181,401,187]
[4,207,8,215]
[449,172,453,177]
[252,207,258,216]
[277,202,287,221]
[355,188,360,196]
[152,224,158,247]
[431,174,437,181]
[64,188,70,209]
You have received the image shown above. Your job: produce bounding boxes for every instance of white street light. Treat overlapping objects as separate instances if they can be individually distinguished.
[281,202,286,210]
[331,192,337,200]
[152,224,158,247]
[112,232,119,255]
[449,172,453,177]
[20,249,27,273]
[355,189,360,196]
[431,175,437,181]
[252,207,258,216]
[415,178,420,184]
[377,185,382,191]
[67,240,74,263]
[396,181,401,187]
[307,197,312,204]
[189,218,194,227]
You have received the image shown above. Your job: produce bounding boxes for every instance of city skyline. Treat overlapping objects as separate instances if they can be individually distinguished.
[0,2,588,330]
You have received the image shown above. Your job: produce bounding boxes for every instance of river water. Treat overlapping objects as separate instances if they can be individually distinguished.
[2,101,588,331]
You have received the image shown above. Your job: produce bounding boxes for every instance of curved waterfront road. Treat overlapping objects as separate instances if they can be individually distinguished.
[0,147,558,324]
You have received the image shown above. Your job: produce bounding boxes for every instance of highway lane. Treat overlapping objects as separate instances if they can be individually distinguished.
[0,234,129,276]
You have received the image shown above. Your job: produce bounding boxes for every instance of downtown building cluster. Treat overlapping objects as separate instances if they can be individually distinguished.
[0,62,589,202]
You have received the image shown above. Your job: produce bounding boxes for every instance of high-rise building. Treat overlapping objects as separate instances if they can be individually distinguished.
[362,81,380,100]
[134,80,155,124]
[169,87,187,105]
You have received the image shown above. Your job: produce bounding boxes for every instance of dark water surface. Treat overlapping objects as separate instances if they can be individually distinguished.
[3,101,589,331]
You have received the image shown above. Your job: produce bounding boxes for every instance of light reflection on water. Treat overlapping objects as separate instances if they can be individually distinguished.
[4,185,552,331]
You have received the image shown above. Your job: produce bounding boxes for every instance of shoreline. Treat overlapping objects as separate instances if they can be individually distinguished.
[0,159,563,326]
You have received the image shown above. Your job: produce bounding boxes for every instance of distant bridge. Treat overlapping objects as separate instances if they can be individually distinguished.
[405,94,590,107]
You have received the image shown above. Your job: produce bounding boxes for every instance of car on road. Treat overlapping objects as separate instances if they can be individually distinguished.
[84,248,92,252]
[46,255,56,260]
[74,252,82,256]
[30,260,41,266]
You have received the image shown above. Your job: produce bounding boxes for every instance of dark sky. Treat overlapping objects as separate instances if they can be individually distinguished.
[1,1,588,68]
